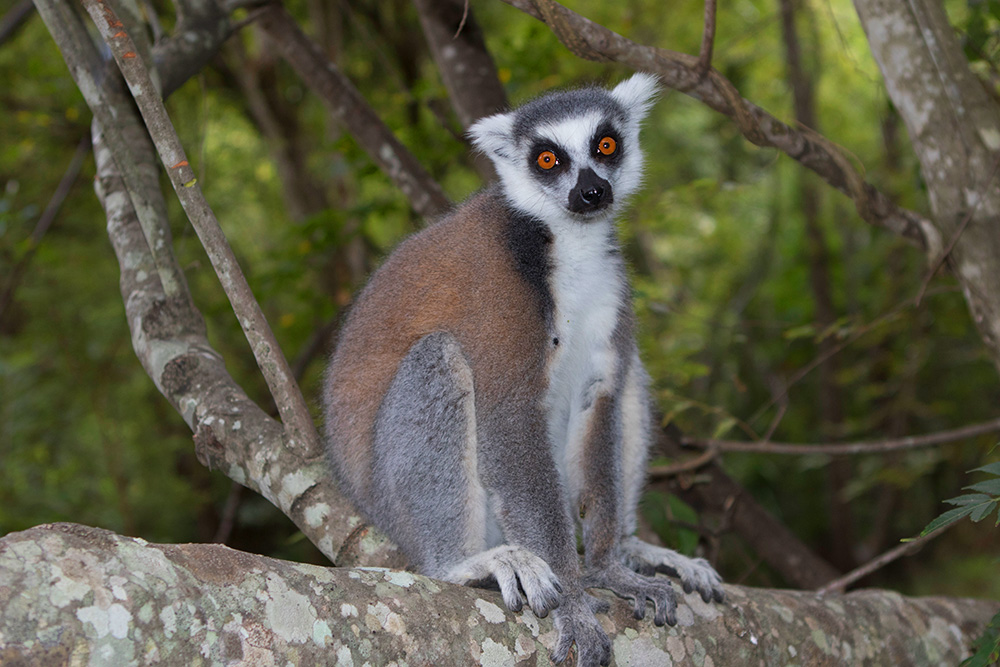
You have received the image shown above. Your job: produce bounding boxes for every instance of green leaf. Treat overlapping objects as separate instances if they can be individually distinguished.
[919,505,977,536]
[782,323,816,340]
[965,478,1000,495]
[712,417,738,439]
[944,493,993,507]
[972,461,1000,476]
[970,499,999,523]
[960,609,1000,667]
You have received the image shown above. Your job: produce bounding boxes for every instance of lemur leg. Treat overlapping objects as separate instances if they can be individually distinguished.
[570,360,679,627]
[617,356,725,603]
[371,332,560,616]
[476,380,611,666]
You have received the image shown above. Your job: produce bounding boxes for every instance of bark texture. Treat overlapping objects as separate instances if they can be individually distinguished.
[853,0,1000,372]
[0,524,996,666]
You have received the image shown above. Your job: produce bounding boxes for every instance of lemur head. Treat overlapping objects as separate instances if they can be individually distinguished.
[469,73,660,225]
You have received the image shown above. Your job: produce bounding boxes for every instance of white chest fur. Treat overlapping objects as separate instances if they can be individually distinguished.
[543,218,626,500]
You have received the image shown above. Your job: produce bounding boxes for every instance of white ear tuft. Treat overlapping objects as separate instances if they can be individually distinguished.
[610,72,660,123]
[468,111,516,161]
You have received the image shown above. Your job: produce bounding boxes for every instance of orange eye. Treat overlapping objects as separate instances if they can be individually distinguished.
[597,136,617,156]
[537,150,558,170]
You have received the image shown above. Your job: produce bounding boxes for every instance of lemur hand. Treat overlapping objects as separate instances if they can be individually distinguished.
[620,536,726,603]
[550,592,612,666]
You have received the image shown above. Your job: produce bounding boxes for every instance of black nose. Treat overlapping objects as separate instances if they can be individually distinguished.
[568,168,613,214]
[581,185,605,205]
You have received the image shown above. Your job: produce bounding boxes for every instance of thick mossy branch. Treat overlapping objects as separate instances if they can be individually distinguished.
[1,524,996,665]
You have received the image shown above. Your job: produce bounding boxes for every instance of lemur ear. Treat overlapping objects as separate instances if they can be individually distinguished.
[610,72,660,124]
[468,111,516,161]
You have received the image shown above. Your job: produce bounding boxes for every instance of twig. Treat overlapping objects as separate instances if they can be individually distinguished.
[696,0,716,76]
[647,444,719,478]
[0,134,90,327]
[0,0,34,46]
[454,0,470,38]
[747,286,954,424]
[816,526,948,594]
[760,376,789,442]
[80,0,320,458]
[682,416,1000,456]
[212,481,243,544]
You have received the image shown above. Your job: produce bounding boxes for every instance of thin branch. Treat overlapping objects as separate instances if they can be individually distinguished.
[0,134,89,327]
[507,0,938,253]
[0,0,34,46]
[653,425,843,588]
[647,445,719,478]
[817,526,949,594]
[255,3,451,220]
[748,286,956,424]
[682,416,1000,455]
[80,0,320,458]
[696,0,716,76]
[453,0,470,38]
[212,481,243,544]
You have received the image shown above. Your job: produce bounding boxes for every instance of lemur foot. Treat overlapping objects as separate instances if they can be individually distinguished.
[584,562,678,627]
[550,592,612,666]
[441,545,562,617]
[620,536,726,603]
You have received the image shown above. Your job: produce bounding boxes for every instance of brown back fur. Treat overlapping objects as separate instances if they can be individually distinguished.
[323,190,551,505]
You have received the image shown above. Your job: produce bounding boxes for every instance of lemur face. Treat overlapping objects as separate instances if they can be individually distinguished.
[470,73,659,225]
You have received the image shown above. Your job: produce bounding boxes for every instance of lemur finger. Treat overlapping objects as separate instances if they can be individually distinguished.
[549,625,574,664]
[585,592,610,614]
[631,594,646,620]
[501,549,561,616]
[518,568,561,617]
[491,561,523,612]
[651,584,677,627]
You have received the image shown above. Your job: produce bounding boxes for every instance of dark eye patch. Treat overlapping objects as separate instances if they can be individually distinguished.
[529,140,570,176]
[591,122,623,165]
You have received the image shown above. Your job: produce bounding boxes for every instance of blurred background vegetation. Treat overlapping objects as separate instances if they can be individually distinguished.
[1,0,998,599]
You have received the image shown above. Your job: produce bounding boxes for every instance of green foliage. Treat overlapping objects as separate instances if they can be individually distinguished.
[963,609,1000,667]
[919,462,1000,536]
[641,490,702,556]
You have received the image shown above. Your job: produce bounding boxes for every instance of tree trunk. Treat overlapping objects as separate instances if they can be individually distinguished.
[1,523,995,666]
[854,0,1000,374]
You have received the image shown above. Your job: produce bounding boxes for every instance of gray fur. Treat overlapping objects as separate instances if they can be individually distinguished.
[370,332,485,576]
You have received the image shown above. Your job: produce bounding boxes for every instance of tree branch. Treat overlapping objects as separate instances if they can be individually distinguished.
[412,0,507,181]
[0,0,34,46]
[503,0,939,254]
[817,526,949,595]
[653,429,842,588]
[2,523,995,665]
[80,0,320,459]
[255,3,451,220]
[696,0,716,75]
[34,0,402,569]
[412,0,507,130]
[682,416,1000,456]
[0,133,89,328]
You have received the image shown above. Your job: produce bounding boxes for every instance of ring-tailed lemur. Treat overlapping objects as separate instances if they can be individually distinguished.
[323,73,725,666]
